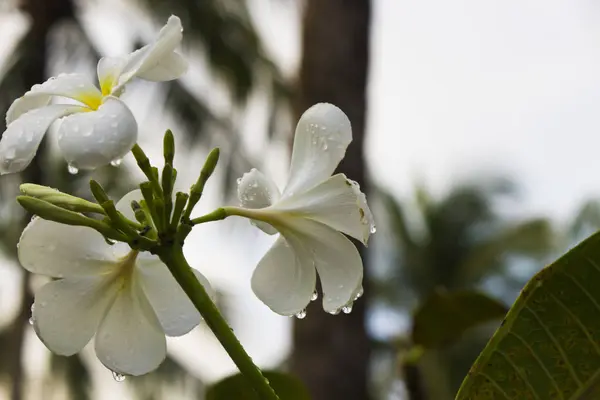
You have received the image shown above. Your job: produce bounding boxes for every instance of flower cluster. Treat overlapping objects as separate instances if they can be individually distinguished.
[6,14,375,380]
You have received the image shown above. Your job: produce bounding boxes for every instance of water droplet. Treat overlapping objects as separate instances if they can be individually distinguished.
[342,304,353,314]
[310,291,318,301]
[370,225,377,234]
[67,164,79,175]
[236,177,242,184]
[112,371,126,382]
[354,287,364,301]
[29,304,35,325]
[328,308,341,315]
[28,317,34,325]
[110,158,122,167]
[295,309,307,319]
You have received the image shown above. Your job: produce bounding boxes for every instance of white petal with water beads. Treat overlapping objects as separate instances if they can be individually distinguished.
[18,189,213,375]
[57,97,137,170]
[236,103,373,316]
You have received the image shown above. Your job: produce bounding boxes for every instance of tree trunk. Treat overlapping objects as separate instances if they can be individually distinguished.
[5,1,75,399]
[291,1,371,399]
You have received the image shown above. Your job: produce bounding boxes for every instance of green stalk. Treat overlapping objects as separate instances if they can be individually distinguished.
[156,245,280,400]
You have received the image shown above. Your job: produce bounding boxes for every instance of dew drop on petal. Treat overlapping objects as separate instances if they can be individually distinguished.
[295,309,307,319]
[354,287,364,301]
[29,304,35,325]
[236,177,242,184]
[370,225,377,234]
[110,158,122,167]
[112,371,126,382]
[67,164,79,175]
[310,291,318,301]
[342,304,353,314]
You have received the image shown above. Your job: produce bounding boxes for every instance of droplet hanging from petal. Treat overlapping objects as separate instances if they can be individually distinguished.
[310,291,318,301]
[67,164,79,175]
[294,309,307,319]
[112,371,126,382]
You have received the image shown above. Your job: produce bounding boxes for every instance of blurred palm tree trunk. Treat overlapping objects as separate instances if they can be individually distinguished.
[291,1,371,399]
[5,1,75,399]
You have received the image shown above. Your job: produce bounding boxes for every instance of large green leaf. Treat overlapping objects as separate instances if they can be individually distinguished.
[206,371,310,400]
[412,290,508,349]
[456,232,600,399]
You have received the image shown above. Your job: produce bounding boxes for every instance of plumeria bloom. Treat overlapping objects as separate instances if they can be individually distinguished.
[0,15,187,175]
[235,103,375,317]
[18,190,212,376]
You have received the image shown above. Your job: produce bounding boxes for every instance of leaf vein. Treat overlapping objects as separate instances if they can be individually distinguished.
[524,305,582,386]
[494,349,542,400]
[507,331,563,400]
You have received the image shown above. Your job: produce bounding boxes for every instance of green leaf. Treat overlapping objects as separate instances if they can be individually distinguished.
[456,231,600,399]
[206,371,310,400]
[412,290,508,349]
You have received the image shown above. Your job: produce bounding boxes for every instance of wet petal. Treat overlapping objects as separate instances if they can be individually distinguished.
[282,103,352,198]
[116,16,186,89]
[137,253,213,336]
[95,274,166,376]
[251,236,316,316]
[97,56,128,96]
[32,276,118,356]
[285,218,363,314]
[57,97,137,170]
[18,218,118,278]
[275,174,374,245]
[6,73,101,124]
[237,168,281,235]
[135,52,188,82]
[0,104,85,174]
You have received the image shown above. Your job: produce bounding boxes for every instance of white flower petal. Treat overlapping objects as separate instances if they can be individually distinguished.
[18,218,117,278]
[238,168,281,235]
[57,97,137,170]
[285,219,363,314]
[275,174,374,245]
[32,276,119,356]
[6,73,101,124]
[135,51,188,82]
[282,103,352,198]
[251,236,316,316]
[0,104,85,174]
[116,16,185,88]
[138,254,212,336]
[97,56,128,96]
[95,274,166,376]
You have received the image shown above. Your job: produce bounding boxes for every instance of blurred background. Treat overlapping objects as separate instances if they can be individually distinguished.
[1,0,600,399]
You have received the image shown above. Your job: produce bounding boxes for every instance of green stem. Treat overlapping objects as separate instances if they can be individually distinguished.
[190,208,228,225]
[157,245,280,400]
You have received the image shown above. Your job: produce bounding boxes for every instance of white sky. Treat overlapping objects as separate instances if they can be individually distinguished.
[3,0,600,398]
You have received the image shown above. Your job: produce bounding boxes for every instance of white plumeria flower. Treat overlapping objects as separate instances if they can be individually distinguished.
[235,103,375,317]
[18,190,212,376]
[0,15,188,175]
